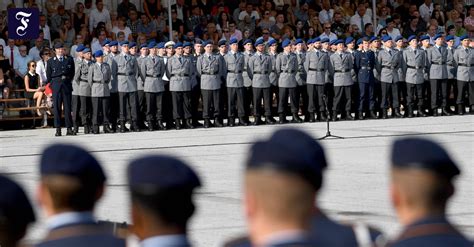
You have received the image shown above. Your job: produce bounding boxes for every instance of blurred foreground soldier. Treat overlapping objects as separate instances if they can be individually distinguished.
[276,39,300,124]
[88,50,112,134]
[36,144,125,247]
[453,35,474,115]
[305,37,329,122]
[74,48,93,134]
[0,175,35,247]
[47,43,75,136]
[127,155,201,247]
[427,34,450,116]
[388,138,472,247]
[329,39,354,121]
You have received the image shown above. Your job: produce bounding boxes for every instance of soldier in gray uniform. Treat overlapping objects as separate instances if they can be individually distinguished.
[72,44,85,133]
[402,35,429,118]
[268,39,279,116]
[321,38,334,114]
[107,41,120,132]
[294,39,309,121]
[305,37,329,122]
[370,36,382,118]
[427,34,450,116]
[166,42,194,130]
[445,35,457,114]
[73,48,93,134]
[248,38,277,125]
[242,39,254,120]
[276,39,300,124]
[140,42,166,131]
[329,39,355,121]
[218,40,229,121]
[162,41,176,129]
[88,50,112,134]
[453,35,474,115]
[116,41,140,132]
[377,36,403,119]
[420,35,432,115]
[102,40,110,63]
[190,40,204,127]
[224,38,248,127]
[136,43,149,129]
[197,40,226,128]
[394,36,407,116]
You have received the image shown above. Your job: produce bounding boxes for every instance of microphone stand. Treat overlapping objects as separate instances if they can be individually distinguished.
[318,94,344,140]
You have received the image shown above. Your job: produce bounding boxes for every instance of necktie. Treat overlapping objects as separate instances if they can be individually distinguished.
[152,57,156,63]
[179,57,182,63]
[339,53,343,60]
[60,57,63,62]
[414,49,417,55]
[233,53,237,60]
[360,15,364,33]
[10,47,14,66]
[388,50,392,56]
[438,46,442,54]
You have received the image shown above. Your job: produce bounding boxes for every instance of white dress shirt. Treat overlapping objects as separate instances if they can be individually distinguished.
[36,59,48,84]
[350,13,372,33]
[419,3,433,24]
[29,46,41,62]
[89,8,111,32]
[319,32,338,41]
[319,9,334,24]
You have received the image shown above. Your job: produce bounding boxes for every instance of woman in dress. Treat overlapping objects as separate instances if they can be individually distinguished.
[24,61,45,116]
[72,2,88,34]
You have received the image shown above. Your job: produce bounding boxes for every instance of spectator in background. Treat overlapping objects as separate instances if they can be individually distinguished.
[143,0,161,20]
[154,13,167,37]
[319,0,334,24]
[319,22,337,41]
[270,13,286,41]
[229,21,243,41]
[385,18,401,41]
[426,24,437,45]
[350,3,372,34]
[91,29,107,53]
[60,19,76,48]
[446,25,460,47]
[465,6,474,33]
[172,0,187,21]
[216,12,232,35]
[377,6,390,28]
[39,15,52,47]
[127,9,140,40]
[211,2,230,21]
[45,0,61,17]
[306,26,318,39]
[234,1,247,25]
[72,3,89,34]
[294,2,309,22]
[24,61,45,116]
[50,5,70,41]
[0,45,12,99]
[412,10,427,31]
[29,38,44,62]
[331,12,346,38]
[5,39,19,68]
[339,0,355,23]
[454,18,467,36]
[170,9,185,38]
[363,23,374,37]
[402,16,422,38]
[203,22,220,44]
[432,9,446,30]
[89,0,111,33]
[239,3,260,23]
[70,35,84,58]
[187,5,202,33]
[36,48,50,85]
[258,11,275,31]
[294,20,306,39]
[112,17,133,41]
[137,14,157,42]
[14,45,32,88]
[117,0,137,19]
[419,0,434,24]
[116,31,126,44]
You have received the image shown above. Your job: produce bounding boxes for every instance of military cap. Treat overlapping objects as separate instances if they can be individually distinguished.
[102,39,111,46]
[369,36,378,42]
[246,128,327,189]
[407,35,417,42]
[75,44,86,52]
[294,39,304,45]
[267,39,277,46]
[395,35,404,42]
[445,35,455,42]
[183,41,192,48]
[419,35,430,42]
[320,38,330,43]
[313,37,321,42]
[361,36,370,42]
[345,36,354,45]
[356,38,363,45]
[40,144,106,186]
[255,38,264,46]
[329,40,336,46]
[243,39,253,45]
[333,39,344,45]
[82,48,91,53]
[204,40,214,47]
[459,34,469,41]
[0,175,35,229]
[93,50,104,57]
[174,42,183,48]
[229,37,238,45]
[128,155,201,192]
[156,42,165,49]
[109,40,118,46]
[218,39,227,47]
[54,42,64,49]
[164,41,175,47]
[147,41,156,49]
[129,42,137,48]
[381,35,392,42]
[140,43,148,49]
[194,39,203,44]
[391,137,460,180]
[120,40,129,46]
[308,38,316,44]
[433,33,443,40]
[282,39,292,48]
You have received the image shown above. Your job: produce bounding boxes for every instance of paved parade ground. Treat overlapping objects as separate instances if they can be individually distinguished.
[1,115,473,246]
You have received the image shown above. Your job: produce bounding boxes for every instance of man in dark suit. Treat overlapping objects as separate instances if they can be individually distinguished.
[388,138,472,247]
[47,43,76,136]
[35,144,126,247]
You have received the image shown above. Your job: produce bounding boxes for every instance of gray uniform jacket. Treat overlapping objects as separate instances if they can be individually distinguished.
[453,46,474,82]
[402,47,428,84]
[73,59,92,96]
[197,53,225,90]
[87,62,111,97]
[107,53,119,93]
[72,58,83,95]
[243,51,253,87]
[295,52,307,86]
[446,47,456,80]
[116,53,139,92]
[136,55,147,91]
[427,45,448,79]
[166,55,193,92]
[275,52,298,88]
[377,48,401,83]
[189,55,199,88]
[372,48,381,81]
[224,51,245,88]
[304,50,329,85]
[269,52,278,86]
[395,47,405,82]
[140,55,166,93]
[323,50,333,83]
[247,52,272,88]
[329,52,354,87]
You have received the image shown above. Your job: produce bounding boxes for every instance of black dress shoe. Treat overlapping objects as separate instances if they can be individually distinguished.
[308,113,316,122]
[432,108,439,116]
[55,128,62,136]
[66,128,76,136]
[103,124,112,133]
[214,117,224,127]
[442,108,452,116]
[239,117,249,126]
[291,113,303,123]
[253,116,263,125]
[358,111,364,120]
[185,119,194,129]
[84,125,91,134]
[320,112,327,121]
[394,108,403,118]
[92,125,100,134]
[370,110,378,119]
[266,116,276,125]
[331,111,338,121]
[345,111,354,120]
[418,107,427,117]
[175,119,181,130]
[228,117,235,127]
[279,114,288,124]
[204,118,211,128]
[382,110,388,119]
[73,126,79,134]
[193,119,203,127]
[156,120,165,130]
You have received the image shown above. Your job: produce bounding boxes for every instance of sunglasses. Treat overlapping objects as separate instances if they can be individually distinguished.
[263,32,270,35]
[31,65,36,67]
[325,27,331,29]
[224,30,229,33]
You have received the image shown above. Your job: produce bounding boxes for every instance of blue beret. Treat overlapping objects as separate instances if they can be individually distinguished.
[267,39,277,46]
[282,39,292,48]
[243,39,253,45]
[82,48,91,53]
[156,42,165,49]
[194,39,203,44]
[102,39,110,47]
[433,33,443,40]
[328,40,335,46]
[320,38,330,43]
[295,39,303,45]
[129,42,137,48]
[407,35,417,42]
[246,128,327,189]
[313,37,321,42]
[391,138,460,179]
[218,39,227,47]
[109,41,118,46]
[40,144,106,186]
[369,36,378,42]
[120,40,129,46]
[184,41,193,48]
[395,35,404,42]
[255,38,264,46]
[174,42,183,48]
[128,155,201,191]
[345,36,354,45]
[140,43,148,49]
[75,44,86,52]
[93,50,104,57]
[306,38,314,45]
[459,34,469,41]
[0,175,35,229]
[229,38,238,45]
[382,35,392,42]
[419,35,430,42]
[54,42,64,49]
[147,41,156,49]
[203,40,214,46]
[334,39,344,45]
[356,38,363,45]
[445,35,455,41]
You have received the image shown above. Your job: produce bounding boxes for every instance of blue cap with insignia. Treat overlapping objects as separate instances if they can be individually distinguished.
[40,144,106,186]
[147,41,156,49]
[459,34,469,41]
[345,36,354,45]
[0,175,36,231]
[267,39,277,46]
[156,42,165,49]
[320,38,330,43]
[129,42,137,48]
[433,33,443,40]
[313,37,321,43]
[243,39,253,45]
[120,40,129,46]
[75,44,86,52]
[295,39,303,45]
[281,39,292,48]
[246,128,327,190]
[391,137,460,180]
[254,38,264,46]
[356,38,363,45]
[140,43,148,49]
[109,40,118,47]
[103,39,110,47]
[54,42,64,49]
[382,35,392,42]
[204,40,214,47]
[93,50,104,57]
[218,39,227,47]
[174,42,183,48]
[229,38,238,45]
[395,35,404,42]
[407,35,417,42]
[183,41,192,48]
[128,155,201,191]
[194,39,203,44]
[82,48,91,53]
[419,35,429,41]
[369,36,378,42]
[445,35,455,41]
[307,38,314,45]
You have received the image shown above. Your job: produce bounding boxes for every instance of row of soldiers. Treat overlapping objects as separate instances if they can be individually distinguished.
[70,34,474,134]
[1,129,472,246]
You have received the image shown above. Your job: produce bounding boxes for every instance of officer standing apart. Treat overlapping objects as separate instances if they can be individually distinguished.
[276,39,300,124]
[167,42,194,130]
[305,37,330,122]
[388,138,472,247]
[453,35,474,115]
[46,43,75,136]
[224,38,248,127]
[197,41,226,128]
[247,38,276,125]
[329,39,354,121]
[88,50,112,134]
[377,36,402,119]
[74,48,93,134]
[354,37,376,120]
[427,34,450,116]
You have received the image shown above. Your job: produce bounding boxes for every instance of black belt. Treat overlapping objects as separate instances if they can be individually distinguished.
[447,63,453,66]
[458,63,471,67]
[79,80,88,83]
[254,72,268,75]
[227,70,241,73]
[360,66,372,70]
[282,70,296,73]
[334,69,351,73]
[309,68,325,72]
[172,74,190,77]
[431,62,446,65]
[93,80,103,83]
[146,74,159,78]
[201,72,218,75]
[407,65,423,69]
[117,73,131,76]
[382,65,396,69]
